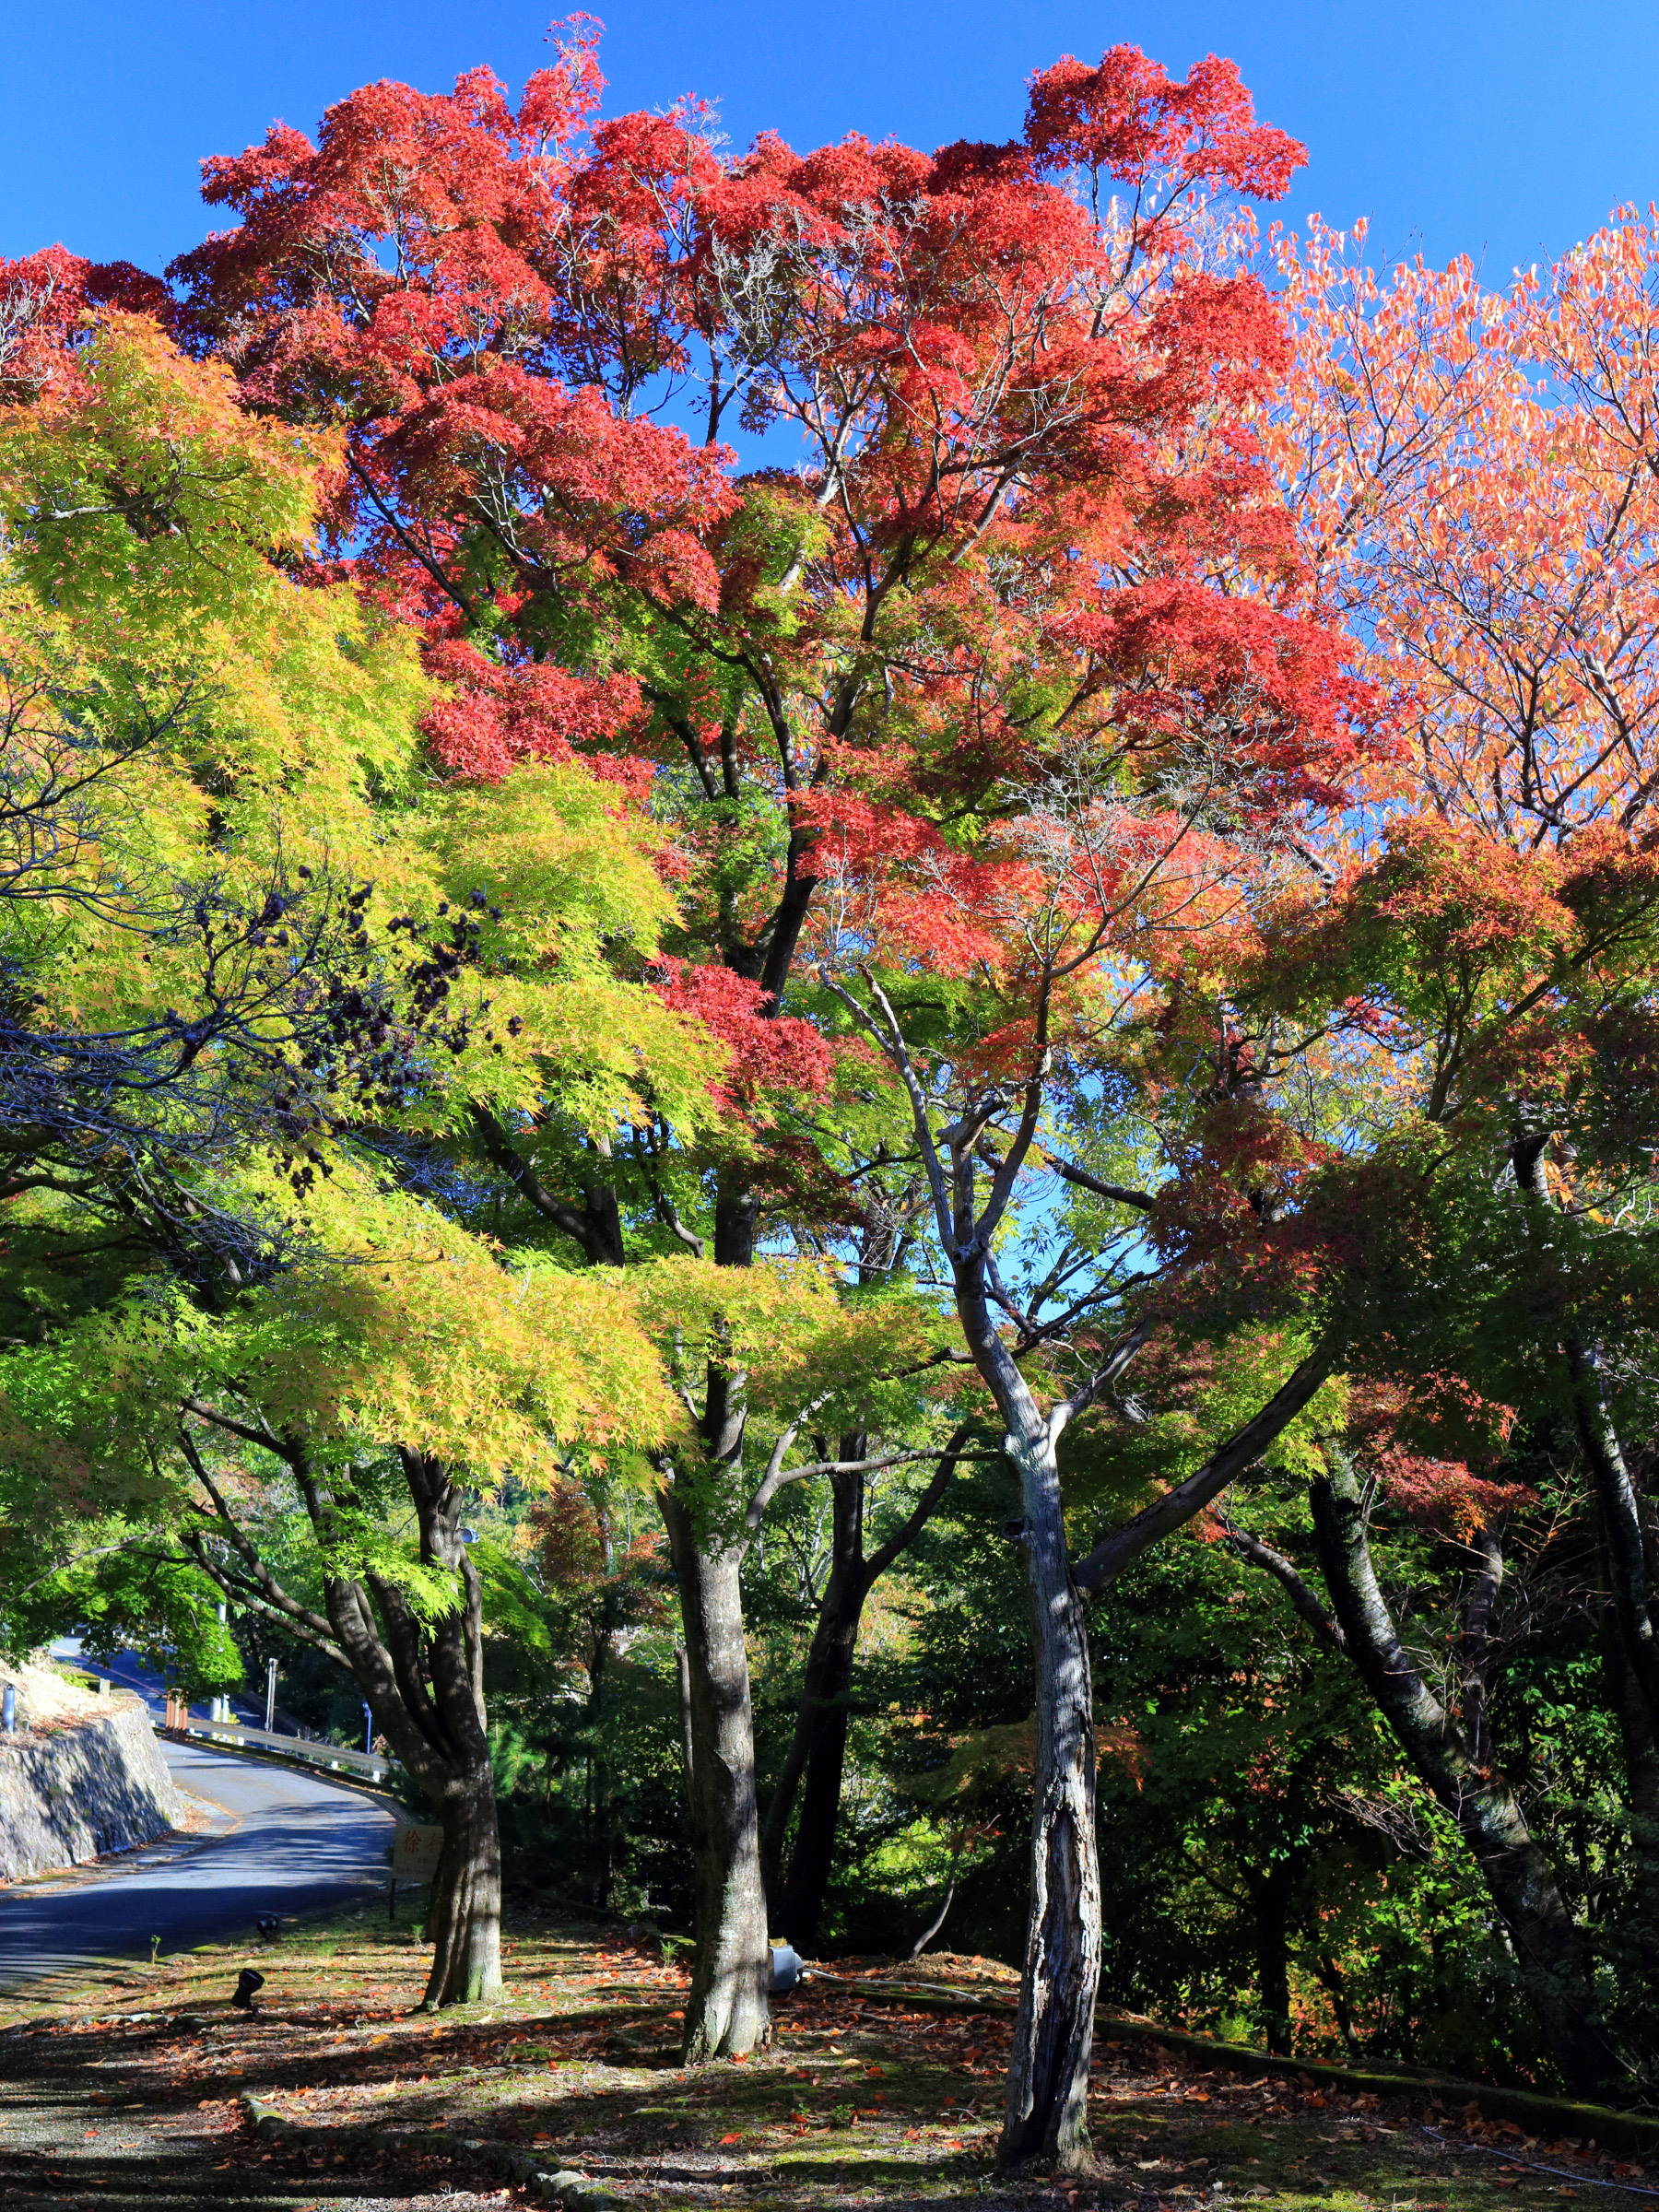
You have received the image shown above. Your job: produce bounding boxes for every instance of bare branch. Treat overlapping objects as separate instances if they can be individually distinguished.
[1050,1319,1154,1440]
[819,966,957,1254]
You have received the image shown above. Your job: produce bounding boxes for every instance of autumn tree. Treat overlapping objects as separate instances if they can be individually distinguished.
[1247,213,1659,2059]
[161,32,1384,2112]
[0,280,720,2005]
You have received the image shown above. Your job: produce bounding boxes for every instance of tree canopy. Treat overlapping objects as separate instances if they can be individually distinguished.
[0,25,1656,2153]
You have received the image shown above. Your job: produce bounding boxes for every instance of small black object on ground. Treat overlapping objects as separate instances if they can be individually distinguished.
[231,1968,265,2011]
[254,1914,281,1942]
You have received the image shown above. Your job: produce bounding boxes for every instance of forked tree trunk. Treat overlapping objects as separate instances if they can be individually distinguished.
[763,1432,970,1949]
[763,1515,863,1949]
[998,1418,1101,2176]
[1309,1447,1621,2098]
[182,1424,509,2015]
[833,975,1348,2175]
[661,1487,770,2061]
[322,1450,505,2011]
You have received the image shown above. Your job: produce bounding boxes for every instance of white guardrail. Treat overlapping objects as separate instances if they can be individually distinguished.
[159,1716,397,1786]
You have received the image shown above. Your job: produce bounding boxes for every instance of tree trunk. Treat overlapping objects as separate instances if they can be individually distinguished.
[651,1179,771,2060]
[1513,1143,1659,1733]
[933,1242,1100,2175]
[588,1625,615,1913]
[763,1430,970,1950]
[677,1640,694,1804]
[911,1867,959,1958]
[1602,1613,1659,1987]
[1309,1446,1621,2098]
[1570,1340,1659,1735]
[661,1486,770,2062]
[1241,1861,1297,2056]
[425,1764,503,2006]
[1312,1953,1361,2057]
[273,1448,512,2011]
[181,1424,508,2011]
[763,1465,865,1949]
[998,1418,1100,2176]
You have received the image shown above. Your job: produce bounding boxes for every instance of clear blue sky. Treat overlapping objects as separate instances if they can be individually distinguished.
[3,2,1653,285]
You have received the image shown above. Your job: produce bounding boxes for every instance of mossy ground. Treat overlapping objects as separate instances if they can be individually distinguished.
[0,1908,1651,2208]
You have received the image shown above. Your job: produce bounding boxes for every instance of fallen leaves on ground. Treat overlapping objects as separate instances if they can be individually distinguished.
[0,1910,1653,2208]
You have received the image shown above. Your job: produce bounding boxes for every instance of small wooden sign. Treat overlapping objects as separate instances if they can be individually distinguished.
[392,1819,444,1885]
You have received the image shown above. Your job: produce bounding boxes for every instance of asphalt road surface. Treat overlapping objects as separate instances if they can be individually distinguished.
[0,1740,398,1988]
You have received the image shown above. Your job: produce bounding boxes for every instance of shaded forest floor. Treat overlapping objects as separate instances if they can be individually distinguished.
[0,1907,1653,2210]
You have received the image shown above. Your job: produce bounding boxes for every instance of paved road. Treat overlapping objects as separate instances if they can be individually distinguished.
[0,1740,398,1987]
[47,1634,310,1736]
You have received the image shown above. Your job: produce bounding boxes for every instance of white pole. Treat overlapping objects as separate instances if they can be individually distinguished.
[265,1657,277,1733]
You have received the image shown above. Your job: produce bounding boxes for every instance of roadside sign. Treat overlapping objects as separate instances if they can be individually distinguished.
[392,1820,444,1884]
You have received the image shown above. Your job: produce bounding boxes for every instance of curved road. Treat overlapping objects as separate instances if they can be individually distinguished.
[0,1739,397,1988]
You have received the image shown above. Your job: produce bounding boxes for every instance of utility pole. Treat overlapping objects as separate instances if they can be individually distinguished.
[265,1658,277,1733]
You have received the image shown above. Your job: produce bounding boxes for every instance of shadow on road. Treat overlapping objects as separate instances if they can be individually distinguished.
[0,1743,397,1984]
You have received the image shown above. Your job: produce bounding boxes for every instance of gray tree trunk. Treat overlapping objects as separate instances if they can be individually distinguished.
[661,1487,771,2061]
[653,1184,773,2060]
[424,1771,504,2005]
[1309,1444,1621,2098]
[998,1420,1101,2174]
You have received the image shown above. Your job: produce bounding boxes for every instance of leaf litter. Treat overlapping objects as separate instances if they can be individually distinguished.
[0,1910,1653,2209]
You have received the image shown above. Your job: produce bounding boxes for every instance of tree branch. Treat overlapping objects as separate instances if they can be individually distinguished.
[1042,1153,1158,1214]
[1072,1330,1345,1597]
[176,1426,346,1658]
[862,1421,977,1587]
[1217,1514,1346,1652]
[1051,1320,1154,1439]
[470,1102,605,1257]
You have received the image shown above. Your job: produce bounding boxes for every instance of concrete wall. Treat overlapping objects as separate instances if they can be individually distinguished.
[0,1660,182,1881]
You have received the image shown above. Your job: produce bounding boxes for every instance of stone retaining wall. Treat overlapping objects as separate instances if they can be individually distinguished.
[0,1661,182,1881]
